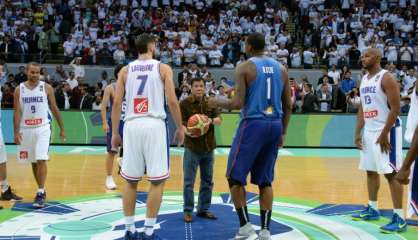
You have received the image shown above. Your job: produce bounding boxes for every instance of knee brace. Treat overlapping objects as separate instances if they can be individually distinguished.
[258,182,272,190]
[228,178,243,188]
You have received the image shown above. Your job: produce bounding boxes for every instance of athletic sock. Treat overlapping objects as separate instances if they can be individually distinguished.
[394,209,404,219]
[236,206,249,227]
[244,206,249,222]
[144,218,156,236]
[368,201,378,210]
[37,188,45,194]
[260,210,272,230]
[125,216,136,233]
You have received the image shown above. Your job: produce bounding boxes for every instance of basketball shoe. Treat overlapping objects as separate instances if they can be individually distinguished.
[352,205,380,221]
[258,229,271,240]
[33,192,46,208]
[234,223,258,240]
[380,213,407,233]
[1,186,23,201]
[124,231,141,240]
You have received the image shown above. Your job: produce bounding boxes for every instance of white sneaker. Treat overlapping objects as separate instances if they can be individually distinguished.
[234,223,257,240]
[105,176,117,190]
[258,229,271,240]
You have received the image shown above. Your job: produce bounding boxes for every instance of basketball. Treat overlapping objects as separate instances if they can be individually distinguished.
[187,114,211,137]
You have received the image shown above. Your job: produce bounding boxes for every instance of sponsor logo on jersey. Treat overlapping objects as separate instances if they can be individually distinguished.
[24,118,43,125]
[364,110,378,118]
[134,98,149,114]
[19,151,28,160]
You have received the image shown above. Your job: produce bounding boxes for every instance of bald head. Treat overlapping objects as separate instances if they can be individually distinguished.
[361,48,382,70]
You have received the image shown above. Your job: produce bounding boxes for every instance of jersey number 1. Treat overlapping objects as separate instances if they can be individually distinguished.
[137,75,148,95]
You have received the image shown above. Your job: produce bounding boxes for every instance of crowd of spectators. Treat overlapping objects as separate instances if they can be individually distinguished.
[0,0,417,70]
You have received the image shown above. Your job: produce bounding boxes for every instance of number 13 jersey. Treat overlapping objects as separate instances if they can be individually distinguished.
[124,59,166,121]
[19,81,50,129]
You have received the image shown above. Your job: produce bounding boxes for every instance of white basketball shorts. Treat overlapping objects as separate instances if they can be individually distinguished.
[17,124,51,163]
[0,128,7,164]
[359,125,403,174]
[121,117,169,181]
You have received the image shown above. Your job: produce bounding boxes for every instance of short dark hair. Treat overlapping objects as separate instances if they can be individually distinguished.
[135,34,155,54]
[27,62,40,69]
[191,77,204,86]
[246,33,265,51]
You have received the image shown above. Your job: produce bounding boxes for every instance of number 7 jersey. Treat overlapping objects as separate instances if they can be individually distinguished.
[124,59,166,121]
[19,81,51,128]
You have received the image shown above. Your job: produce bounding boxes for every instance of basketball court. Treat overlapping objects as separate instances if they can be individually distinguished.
[0,145,416,239]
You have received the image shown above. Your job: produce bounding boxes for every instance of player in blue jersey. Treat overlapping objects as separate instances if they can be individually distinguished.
[209,33,292,240]
[100,64,125,190]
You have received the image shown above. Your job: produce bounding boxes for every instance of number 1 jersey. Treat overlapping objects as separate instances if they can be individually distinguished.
[124,59,166,121]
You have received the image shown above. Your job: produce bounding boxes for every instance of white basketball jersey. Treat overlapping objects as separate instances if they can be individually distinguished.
[405,85,418,142]
[360,69,393,131]
[19,81,50,128]
[124,59,166,121]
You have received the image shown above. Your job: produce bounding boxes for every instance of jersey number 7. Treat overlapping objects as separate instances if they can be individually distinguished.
[137,75,148,95]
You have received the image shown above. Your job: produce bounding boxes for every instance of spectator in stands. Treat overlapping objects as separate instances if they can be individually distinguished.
[317,84,332,112]
[178,66,191,86]
[70,57,85,79]
[400,42,414,67]
[113,43,126,65]
[63,36,76,64]
[92,96,102,111]
[0,36,15,62]
[346,88,361,113]
[208,45,223,67]
[99,71,109,90]
[39,68,51,83]
[340,71,357,95]
[303,47,316,69]
[14,66,27,84]
[0,62,7,86]
[179,85,191,102]
[404,68,417,91]
[328,65,341,85]
[55,82,71,110]
[318,69,334,85]
[66,71,78,90]
[301,83,318,113]
[1,83,14,109]
[79,85,93,110]
[51,65,67,83]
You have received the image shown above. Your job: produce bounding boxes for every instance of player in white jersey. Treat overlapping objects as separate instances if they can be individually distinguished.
[396,84,418,218]
[352,48,407,233]
[13,62,65,209]
[100,64,125,190]
[0,63,22,207]
[111,34,184,239]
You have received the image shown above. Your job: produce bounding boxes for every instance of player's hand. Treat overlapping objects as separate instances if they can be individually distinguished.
[14,132,22,145]
[60,130,66,142]
[111,133,121,153]
[207,97,218,109]
[355,134,363,150]
[211,117,222,125]
[395,167,411,185]
[376,132,390,154]
[174,127,185,146]
[102,122,109,133]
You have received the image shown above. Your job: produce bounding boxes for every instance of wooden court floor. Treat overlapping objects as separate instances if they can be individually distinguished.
[1,150,409,211]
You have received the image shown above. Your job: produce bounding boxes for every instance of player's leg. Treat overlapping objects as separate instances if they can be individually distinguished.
[227,119,263,240]
[353,130,381,220]
[31,163,40,186]
[0,163,23,201]
[143,119,170,238]
[105,122,117,190]
[250,119,282,240]
[32,125,51,208]
[196,150,216,219]
[183,148,199,221]
[120,120,144,237]
[381,125,407,233]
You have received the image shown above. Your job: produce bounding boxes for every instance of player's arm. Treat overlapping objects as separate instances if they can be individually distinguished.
[396,126,418,184]
[212,61,248,110]
[161,63,185,145]
[111,66,126,136]
[281,65,292,137]
[100,85,112,133]
[46,83,66,141]
[355,103,365,150]
[378,73,401,154]
[13,87,22,144]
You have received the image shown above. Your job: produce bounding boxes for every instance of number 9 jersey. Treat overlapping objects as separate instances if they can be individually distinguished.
[19,81,50,128]
[124,59,166,121]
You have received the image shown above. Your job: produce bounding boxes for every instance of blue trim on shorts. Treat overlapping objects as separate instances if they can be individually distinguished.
[165,120,170,169]
[389,126,396,169]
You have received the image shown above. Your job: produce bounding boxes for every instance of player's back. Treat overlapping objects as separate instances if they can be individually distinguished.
[124,59,166,121]
[241,56,284,120]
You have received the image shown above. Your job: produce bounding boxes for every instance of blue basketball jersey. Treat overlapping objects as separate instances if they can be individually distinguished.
[108,83,126,121]
[241,57,284,120]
